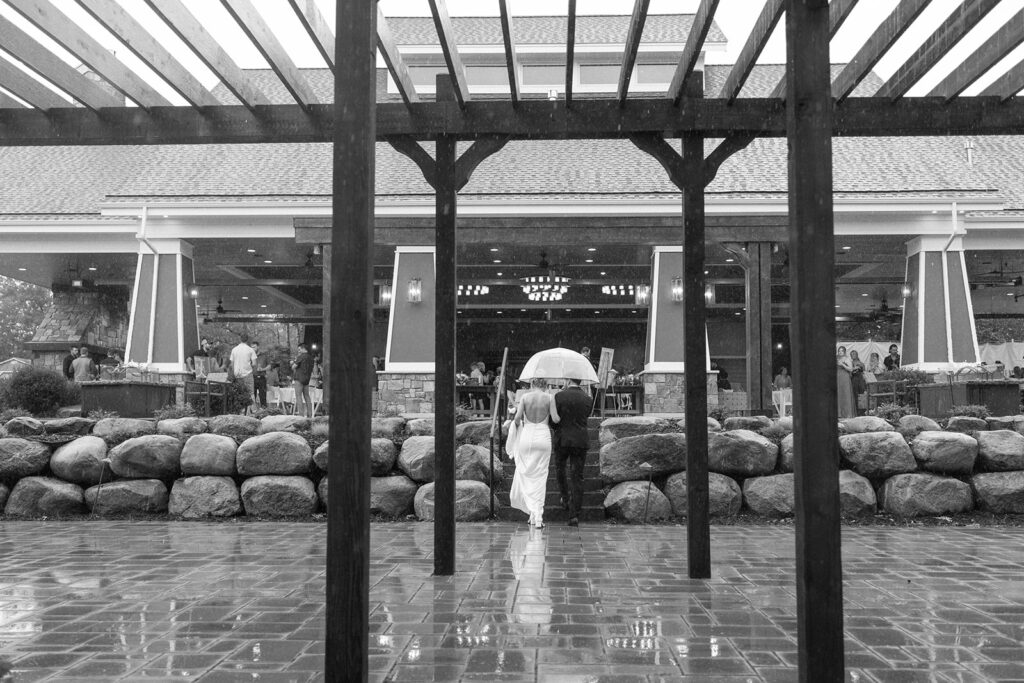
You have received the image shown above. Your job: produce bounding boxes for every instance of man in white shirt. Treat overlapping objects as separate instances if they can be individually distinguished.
[228,333,258,413]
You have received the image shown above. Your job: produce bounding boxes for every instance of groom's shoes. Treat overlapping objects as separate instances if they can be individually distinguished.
[567,517,579,527]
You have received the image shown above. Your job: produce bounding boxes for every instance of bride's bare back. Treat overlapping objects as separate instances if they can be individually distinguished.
[517,390,560,425]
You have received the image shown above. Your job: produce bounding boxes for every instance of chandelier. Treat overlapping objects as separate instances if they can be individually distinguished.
[521,273,570,301]
[457,284,489,296]
[602,284,635,296]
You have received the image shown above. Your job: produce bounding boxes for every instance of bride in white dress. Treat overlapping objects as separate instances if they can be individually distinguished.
[509,378,560,527]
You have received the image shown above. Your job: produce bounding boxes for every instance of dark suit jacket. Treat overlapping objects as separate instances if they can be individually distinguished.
[554,387,593,450]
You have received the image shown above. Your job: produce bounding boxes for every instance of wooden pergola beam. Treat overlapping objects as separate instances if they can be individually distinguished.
[427,0,470,108]
[287,0,335,73]
[0,90,26,108]
[929,9,1024,101]
[980,59,1024,101]
[498,0,521,106]
[566,0,577,106]
[377,9,420,106]
[718,0,784,103]
[616,0,651,106]
[668,0,720,105]
[768,0,859,99]
[0,59,68,110]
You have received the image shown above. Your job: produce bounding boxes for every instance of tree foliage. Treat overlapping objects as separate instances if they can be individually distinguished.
[0,276,50,359]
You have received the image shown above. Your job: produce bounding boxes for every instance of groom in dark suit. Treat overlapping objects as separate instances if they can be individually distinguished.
[553,378,593,526]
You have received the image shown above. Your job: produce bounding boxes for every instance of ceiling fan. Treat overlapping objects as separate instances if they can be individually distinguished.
[864,287,902,321]
[198,296,242,317]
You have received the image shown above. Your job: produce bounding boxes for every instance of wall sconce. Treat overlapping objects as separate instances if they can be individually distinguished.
[71,279,84,288]
[670,277,684,303]
[634,284,651,306]
[704,284,714,302]
[901,284,913,298]
[548,88,558,101]
[188,287,199,299]
[407,278,422,303]
[380,284,392,306]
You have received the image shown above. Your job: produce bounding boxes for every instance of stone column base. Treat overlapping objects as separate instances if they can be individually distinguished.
[641,371,720,416]
[376,372,435,416]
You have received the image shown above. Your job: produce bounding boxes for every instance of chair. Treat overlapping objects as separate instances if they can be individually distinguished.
[616,391,634,413]
[310,387,324,416]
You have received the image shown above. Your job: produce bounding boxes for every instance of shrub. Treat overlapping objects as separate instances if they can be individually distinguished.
[876,368,935,386]
[949,404,991,420]
[4,367,74,416]
[62,381,82,407]
[251,406,284,419]
[88,408,120,420]
[869,402,917,425]
[0,407,32,423]
[708,407,729,424]
[758,423,789,445]
[225,379,253,414]
[153,403,198,421]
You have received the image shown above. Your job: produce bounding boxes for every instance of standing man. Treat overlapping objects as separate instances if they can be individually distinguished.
[71,345,96,382]
[553,378,593,527]
[883,344,901,371]
[251,341,270,408]
[62,346,79,380]
[228,333,258,414]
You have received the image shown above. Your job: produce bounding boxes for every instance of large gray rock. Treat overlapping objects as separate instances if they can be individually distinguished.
[662,471,742,518]
[454,444,498,485]
[180,434,237,476]
[208,414,260,437]
[972,471,1024,513]
[0,483,8,510]
[604,481,672,523]
[600,433,686,484]
[406,418,434,436]
[4,477,84,516]
[4,416,43,436]
[986,415,1024,432]
[241,475,318,517]
[897,415,941,439]
[43,417,95,436]
[946,416,988,434]
[372,439,398,476]
[779,433,794,473]
[157,417,207,438]
[841,416,896,434]
[881,473,973,517]
[708,430,778,477]
[743,474,795,516]
[772,418,793,436]
[169,476,242,518]
[50,436,112,487]
[313,441,329,470]
[258,415,310,434]
[910,432,977,474]
[723,415,772,432]
[0,438,51,480]
[672,417,723,433]
[372,417,406,440]
[838,470,877,517]
[413,480,490,521]
[600,417,674,445]
[317,477,328,507]
[455,420,495,446]
[84,479,168,514]
[370,475,419,517]
[235,432,313,476]
[975,430,1024,471]
[397,436,435,483]
[108,435,182,479]
[92,418,156,443]
[840,432,916,479]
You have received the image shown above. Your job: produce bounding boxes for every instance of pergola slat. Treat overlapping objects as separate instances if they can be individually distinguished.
[980,59,1024,101]
[616,0,651,106]
[0,15,122,111]
[768,0,858,99]
[876,0,1001,100]
[426,0,470,108]
[718,0,784,103]
[287,0,335,73]
[498,0,521,106]
[0,58,68,110]
[377,9,420,106]
[832,0,929,101]
[668,0,720,105]
[76,0,220,108]
[566,0,576,106]
[145,0,270,111]
[221,0,321,112]
[0,90,27,108]
[929,9,1024,101]
[6,0,171,108]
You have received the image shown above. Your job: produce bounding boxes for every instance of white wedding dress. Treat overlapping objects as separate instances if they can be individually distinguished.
[509,400,553,525]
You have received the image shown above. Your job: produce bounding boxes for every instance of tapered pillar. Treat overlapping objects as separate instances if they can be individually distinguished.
[385,247,436,371]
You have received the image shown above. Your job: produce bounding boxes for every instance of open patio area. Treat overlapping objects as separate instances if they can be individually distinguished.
[0,520,1021,682]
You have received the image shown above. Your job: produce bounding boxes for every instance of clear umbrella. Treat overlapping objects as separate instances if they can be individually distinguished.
[518,348,599,384]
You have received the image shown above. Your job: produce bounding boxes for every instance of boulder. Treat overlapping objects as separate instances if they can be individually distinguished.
[43,417,95,436]
[235,432,313,476]
[972,472,1024,513]
[370,475,419,517]
[723,415,772,432]
[986,415,1024,432]
[775,417,794,434]
[600,417,674,445]
[4,416,43,436]
[92,418,156,443]
[208,414,260,437]
[840,432,916,479]
[317,477,328,507]
[910,432,977,475]
[838,470,877,517]
[371,417,405,440]
[975,430,1024,472]
[241,475,318,517]
[662,471,742,518]
[779,434,794,473]
[0,483,8,510]
[881,473,973,517]
[169,476,242,518]
[672,417,723,433]
[599,433,686,484]
[708,430,778,478]
[84,479,168,514]
[454,444,497,485]
[180,434,237,476]
[0,438,51,480]
[397,436,435,483]
[946,416,987,434]
[743,474,795,516]
[604,481,672,523]
[371,439,398,476]
[406,418,434,436]
[157,417,207,438]
[49,436,112,487]
[258,415,310,434]
[4,477,84,516]
[455,420,494,445]
[897,415,941,439]
[414,480,490,521]
[108,435,182,479]
[841,416,896,434]
[313,441,329,470]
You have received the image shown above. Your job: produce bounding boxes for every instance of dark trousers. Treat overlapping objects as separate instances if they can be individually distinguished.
[253,374,267,407]
[554,445,587,518]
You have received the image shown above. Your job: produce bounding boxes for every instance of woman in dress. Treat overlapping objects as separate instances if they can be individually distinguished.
[509,377,560,528]
[836,346,857,418]
[850,350,867,414]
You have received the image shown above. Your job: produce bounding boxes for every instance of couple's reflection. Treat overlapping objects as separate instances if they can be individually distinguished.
[509,526,552,627]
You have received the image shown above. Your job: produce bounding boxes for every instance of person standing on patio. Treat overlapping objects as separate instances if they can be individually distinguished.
[510,377,560,528]
[837,346,857,419]
[228,333,258,414]
[71,345,96,382]
[291,343,314,418]
[553,378,593,527]
[62,346,78,380]
[251,341,269,408]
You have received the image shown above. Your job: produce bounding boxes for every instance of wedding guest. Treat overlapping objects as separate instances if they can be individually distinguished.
[883,344,901,371]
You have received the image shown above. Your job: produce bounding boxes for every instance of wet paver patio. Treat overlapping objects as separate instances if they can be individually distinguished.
[0,521,1022,682]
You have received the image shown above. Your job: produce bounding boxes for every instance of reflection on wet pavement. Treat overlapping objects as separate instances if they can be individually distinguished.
[0,521,1022,681]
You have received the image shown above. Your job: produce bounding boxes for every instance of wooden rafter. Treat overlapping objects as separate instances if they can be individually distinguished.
[0,15,121,111]
[876,0,1001,100]
[980,59,1024,101]
[498,0,521,106]
[76,0,219,108]
[221,0,320,111]
[831,0,929,101]
[0,90,26,108]
[426,0,470,107]
[377,8,419,106]
[6,0,170,108]
[616,0,651,106]
[287,0,335,73]
[668,0,720,105]
[718,0,784,103]
[929,9,1024,101]
[768,0,859,99]
[566,0,576,106]
[0,58,68,110]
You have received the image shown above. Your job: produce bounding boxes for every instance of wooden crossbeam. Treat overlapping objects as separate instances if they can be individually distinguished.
[221,0,320,111]
[566,0,576,106]
[617,0,651,106]
[377,8,419,106]
[498,0,521,106]
[287,0,335,73]
[832,0,929,101]
[980,59,1024,101]
[769,0,859,99]
[668,0,720,105]
[427,0,470,108]
[718,0,784,103]
[0,58,68,110]
[145,0,269,111]
[876,0,1001,100]
[0,90,27,108]
[0,15,121,111]
[77,0,219,108]
[6,0,170,108]
[930,9,1024,101]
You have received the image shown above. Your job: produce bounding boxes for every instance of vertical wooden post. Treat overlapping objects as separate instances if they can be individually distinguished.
[433,74,457,576]
[326,0,374,680]
[321,245,331,399]
[786,1,844,680]
[746,242,774,414]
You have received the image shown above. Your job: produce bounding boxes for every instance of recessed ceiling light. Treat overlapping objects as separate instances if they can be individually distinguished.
[585,259,593,263]
[264,259,272,264]
[842,246,852,250]
[861,293,868,297]
[725,258,734,263]
[594,311,600,314]
[1008,292,1015,296]
[496,310,503,314]
[520,308,526,312]
[17,267,26,272]
[247,248,256,253]
[587,247,596,252]
[493,260,501,264]
[242,296,249,300]
[489,248,499,252]
[88,266,97,271]
[496,272,503,276]
[565,308,571,312]
[260,304,267,308]
[600,271,606,276]
[631,310,637,313]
